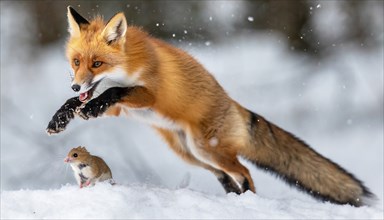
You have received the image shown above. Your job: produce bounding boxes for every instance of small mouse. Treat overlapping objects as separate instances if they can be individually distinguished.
[64,146,113,188]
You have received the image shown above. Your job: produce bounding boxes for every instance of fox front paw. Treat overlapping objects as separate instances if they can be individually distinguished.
[46,110,73,135]
[46,97,82,135]
[76,101,110,120]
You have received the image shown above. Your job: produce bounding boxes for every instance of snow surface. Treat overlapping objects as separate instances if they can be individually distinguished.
[1,183,383,219]
[1,2,383,219]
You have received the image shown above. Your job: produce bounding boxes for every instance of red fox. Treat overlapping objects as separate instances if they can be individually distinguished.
[47,6,374,206]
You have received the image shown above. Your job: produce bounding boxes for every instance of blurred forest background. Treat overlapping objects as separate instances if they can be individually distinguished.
[1,0,383,203]
[10,0,384,56]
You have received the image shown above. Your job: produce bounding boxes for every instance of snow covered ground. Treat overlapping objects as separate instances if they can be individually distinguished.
[1,183,383,219]
[1,2,383,219]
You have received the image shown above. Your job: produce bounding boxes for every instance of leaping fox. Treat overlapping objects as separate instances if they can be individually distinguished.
[47,6,374,206]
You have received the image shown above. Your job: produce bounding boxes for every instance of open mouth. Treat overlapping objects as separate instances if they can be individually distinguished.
[79,80,101,102]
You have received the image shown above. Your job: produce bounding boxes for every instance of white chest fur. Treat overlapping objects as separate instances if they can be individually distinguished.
[126,108,181,130]
[70,163,93,178]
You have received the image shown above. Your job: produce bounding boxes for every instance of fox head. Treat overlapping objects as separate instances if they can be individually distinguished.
[66,6,142,102]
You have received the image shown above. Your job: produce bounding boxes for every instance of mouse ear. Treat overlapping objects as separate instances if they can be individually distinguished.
[81,146,89,153]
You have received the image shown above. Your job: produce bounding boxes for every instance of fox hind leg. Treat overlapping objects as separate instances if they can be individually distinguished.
[182,129,255,194]
[155,127,242,194]
[213,154,255,193]
[192,146,255,193]
[186,132,255,193]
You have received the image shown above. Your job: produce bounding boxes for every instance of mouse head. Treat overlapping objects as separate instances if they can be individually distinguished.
[64,146,90,163]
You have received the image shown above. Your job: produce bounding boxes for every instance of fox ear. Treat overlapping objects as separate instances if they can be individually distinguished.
[102,12,127,45]
[67,6,89,37]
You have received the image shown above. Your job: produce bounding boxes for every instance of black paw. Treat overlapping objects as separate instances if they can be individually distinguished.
[76,100,110,120]
[217,172,242,195]
[46,97,82,135]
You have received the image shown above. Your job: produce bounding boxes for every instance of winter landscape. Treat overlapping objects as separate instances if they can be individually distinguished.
[1,1,383,219]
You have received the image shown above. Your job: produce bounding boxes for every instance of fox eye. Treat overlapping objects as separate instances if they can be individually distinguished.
[73,153,78,158]
[74,59,80,66]
[92,61,103,68]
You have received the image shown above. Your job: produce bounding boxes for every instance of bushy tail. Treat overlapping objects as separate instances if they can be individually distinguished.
[243,111,375,206]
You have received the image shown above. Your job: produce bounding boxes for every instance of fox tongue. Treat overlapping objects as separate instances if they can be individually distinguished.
[79,92,88,102]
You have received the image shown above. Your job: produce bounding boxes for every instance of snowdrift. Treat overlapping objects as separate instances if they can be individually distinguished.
[1,183,383,219]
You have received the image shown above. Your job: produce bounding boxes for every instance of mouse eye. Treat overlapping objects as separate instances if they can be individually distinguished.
[73,153,78,158]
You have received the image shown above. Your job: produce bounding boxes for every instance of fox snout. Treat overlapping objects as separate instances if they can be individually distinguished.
[71,78,101,102]
[71,71,93,93]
